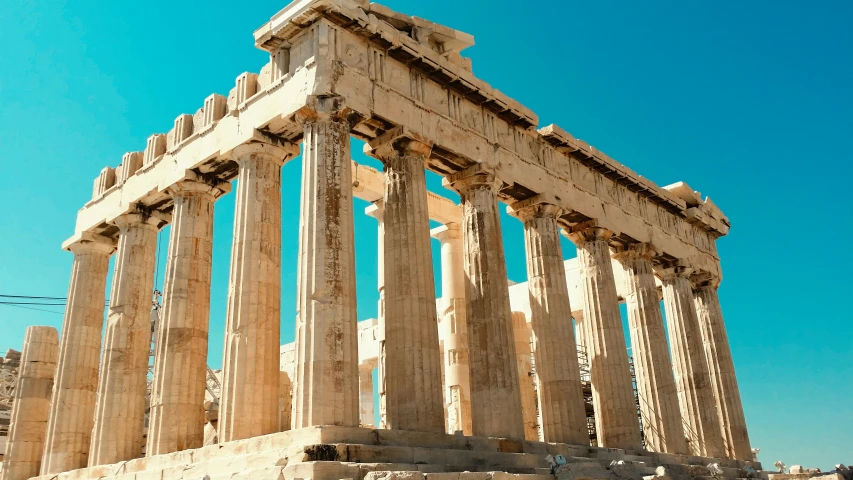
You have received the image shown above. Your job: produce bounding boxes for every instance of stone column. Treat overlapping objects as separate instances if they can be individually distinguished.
[613,244,687,454]
[146,173,230,456]
[291,96,359,428]
[509,200,588,445]
[89,212,165,466]
[565,225,641,450]
[694,280,752,460]
[359,363,375,427]
[365,202,387,428]
[660,266,724,458]
[445,167,524,440]
[366,127,444,433]
[41,233,116,475]
[511,312,539,441]
[279,371,292,432]
[2,326,58,480]
[431,224,472,436]
[219,141,299,442]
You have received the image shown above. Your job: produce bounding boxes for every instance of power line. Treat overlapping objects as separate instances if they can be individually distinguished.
[0,304,65,315]
[0,295,67,300]
[0,302,68,306]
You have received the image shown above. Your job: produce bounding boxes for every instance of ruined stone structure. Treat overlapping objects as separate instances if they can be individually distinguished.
[4,1,759,479]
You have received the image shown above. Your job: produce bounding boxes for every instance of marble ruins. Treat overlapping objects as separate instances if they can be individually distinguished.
[0,1,761,479]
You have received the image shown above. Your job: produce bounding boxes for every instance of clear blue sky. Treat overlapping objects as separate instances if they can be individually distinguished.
[1,0,851,470]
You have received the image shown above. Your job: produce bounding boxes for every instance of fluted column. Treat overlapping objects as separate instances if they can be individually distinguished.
[291,95,359,428]
[694,280,752,460]
[365,202,387,428]
[565,226,641,449]
[511,312,539,441]
[509,200,588,445]
[613,244,687,454]
[146,173,230,456]
[41,233,116,474]
[445,167,524,440]
[366,127,444,433]
[359,363,376,427]
[431,224,472,436]
[219,141,299,442]
[2,326,58,480]
[660,266,724,458]
[90,212,165,466]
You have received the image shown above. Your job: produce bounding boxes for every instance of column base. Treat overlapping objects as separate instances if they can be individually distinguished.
[29,426,763,480]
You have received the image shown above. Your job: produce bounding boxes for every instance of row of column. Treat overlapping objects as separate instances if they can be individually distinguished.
[23,95,750,478]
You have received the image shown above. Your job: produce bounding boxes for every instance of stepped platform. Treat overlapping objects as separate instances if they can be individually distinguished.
[30,426,763,480]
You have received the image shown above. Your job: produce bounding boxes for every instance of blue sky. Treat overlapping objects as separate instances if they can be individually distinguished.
[1,0,851,469]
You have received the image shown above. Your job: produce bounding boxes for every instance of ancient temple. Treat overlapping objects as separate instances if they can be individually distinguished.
[0,1,758,479]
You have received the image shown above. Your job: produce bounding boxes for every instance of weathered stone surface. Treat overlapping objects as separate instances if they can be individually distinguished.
[367,127,444,433]
[219,141,299,442]
[660,267,723,458]
[41,233,116,474]
[445,167,524,440]
[1,326,59,480]
[89,212,164,467]
[509,200,588,445]
[291,95,359,428]
[147,174,230,456]
[510,312,539,441]
[612,244,687,455]
[566,226,641,450]
[365,201,388,429]
[432,224,472,436]
[693,283,752,460]
[359,363,376,427]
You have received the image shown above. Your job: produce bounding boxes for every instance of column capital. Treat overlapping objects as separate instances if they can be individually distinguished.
[113,208,170,231]
[562,221,616,246]
[66,231,117,256]
[506,195,563,222]
[230,134,300,166]
[691,271,722,290]
[365,126,433,164]
[612,242,657,264]
[430,223,461,243]
[295,94,352,125]
[656,264,694,281]
[442,164,503,196]
[167,171,231,199]
[364,200,384,221]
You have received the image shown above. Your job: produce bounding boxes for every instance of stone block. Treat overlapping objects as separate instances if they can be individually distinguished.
[143,134,166,165]
[235,72,260,106]
[426,473,461,480]
[284,461,360,480]
[117,152,143,183]
[202,93,227,128]
[93,166,116,199]
[232,466,286,480]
